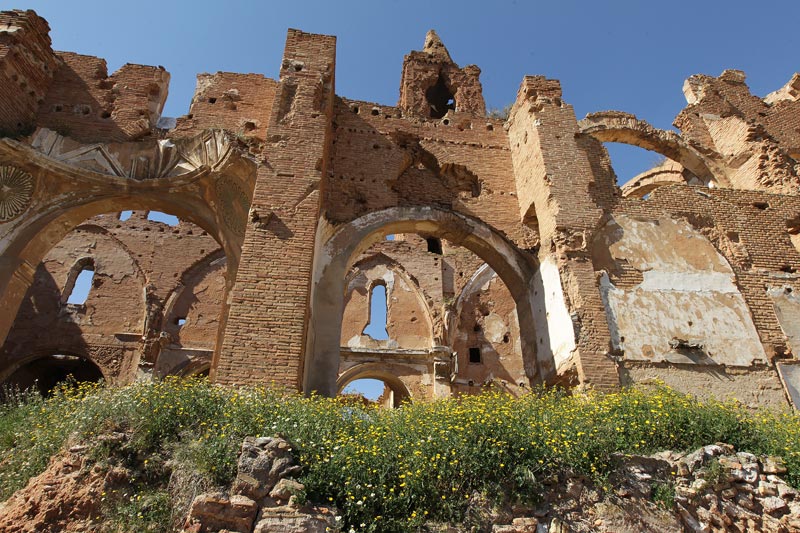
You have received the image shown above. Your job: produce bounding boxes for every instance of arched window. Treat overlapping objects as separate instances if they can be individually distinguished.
[63,258,95,305]
[362,283,389,340]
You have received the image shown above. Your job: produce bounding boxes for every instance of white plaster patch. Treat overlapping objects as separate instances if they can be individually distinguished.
[639,270,738,293]
[535,257,576,369]
[767,286,800,355]
[605,285,765,366]
[483,312,507,344]
[598,215,767,366]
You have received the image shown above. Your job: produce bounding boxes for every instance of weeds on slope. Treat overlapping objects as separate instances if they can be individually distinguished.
[1,378,799,532]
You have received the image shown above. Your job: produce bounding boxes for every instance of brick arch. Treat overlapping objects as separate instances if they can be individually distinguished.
[578,111,725,186]
[0,346,106,386]
[305,206,550,396]
[336,362,414,406]
[0,132,255,351]
[0,222,152,384]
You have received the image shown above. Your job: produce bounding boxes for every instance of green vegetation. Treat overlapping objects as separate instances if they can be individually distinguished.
[1,378,800,532]
[652,481,675,510]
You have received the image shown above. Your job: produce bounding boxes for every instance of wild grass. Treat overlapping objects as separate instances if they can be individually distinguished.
[1,378,799,532]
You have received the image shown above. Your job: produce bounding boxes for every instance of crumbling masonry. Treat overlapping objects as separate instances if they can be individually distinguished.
[2,9,800,407]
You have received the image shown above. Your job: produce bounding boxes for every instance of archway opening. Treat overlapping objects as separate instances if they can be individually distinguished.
[1,354,103,397]
[338,374,411,408]
[309,207,545,398]
[2,208,229,387]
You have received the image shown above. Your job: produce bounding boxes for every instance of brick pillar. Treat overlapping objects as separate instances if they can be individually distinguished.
[215,30,336,388]
[508,76,619,390]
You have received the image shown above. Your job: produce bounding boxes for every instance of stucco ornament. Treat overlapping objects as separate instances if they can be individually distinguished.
[215,176,249,237]
[0,165,34,222]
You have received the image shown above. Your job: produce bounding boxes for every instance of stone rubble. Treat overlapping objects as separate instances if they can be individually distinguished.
[182,438,800,533]
[182,436,338,533]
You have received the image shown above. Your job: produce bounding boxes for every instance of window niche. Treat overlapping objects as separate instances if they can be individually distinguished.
[426,237,443,255]
[468,347,482,364]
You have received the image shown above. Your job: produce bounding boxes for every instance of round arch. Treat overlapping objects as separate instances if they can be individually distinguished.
[578,111,726,187]
[0,351,104,395]
[336,363,413,407]
[304,206,549,396]
[0,133,255,352]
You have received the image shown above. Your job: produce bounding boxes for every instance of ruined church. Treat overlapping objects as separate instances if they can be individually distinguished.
[2,9,800,408]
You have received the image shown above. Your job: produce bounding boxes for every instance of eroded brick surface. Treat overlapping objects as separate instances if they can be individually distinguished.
[2,10,800,407]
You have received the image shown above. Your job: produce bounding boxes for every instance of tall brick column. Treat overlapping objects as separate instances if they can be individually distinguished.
[214,30,336,388]
[508,76,619,390]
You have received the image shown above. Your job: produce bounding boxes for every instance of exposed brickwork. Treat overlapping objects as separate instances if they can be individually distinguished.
[216,30,336,387]
[35,52,169,143]
[1,211,223,384]
[3,10,800,407]
[0,10,57,135]
[173,72,279,141]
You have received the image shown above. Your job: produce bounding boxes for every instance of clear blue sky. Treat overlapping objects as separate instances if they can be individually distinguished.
[14,0,800,180]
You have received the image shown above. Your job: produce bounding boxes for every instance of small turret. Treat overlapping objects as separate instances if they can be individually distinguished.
[398,30,486,119]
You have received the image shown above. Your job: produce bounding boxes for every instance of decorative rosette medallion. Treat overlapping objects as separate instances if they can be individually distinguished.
[0,166,35,222]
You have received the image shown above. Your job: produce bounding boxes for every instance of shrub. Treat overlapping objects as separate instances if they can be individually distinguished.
[1,379,799,532]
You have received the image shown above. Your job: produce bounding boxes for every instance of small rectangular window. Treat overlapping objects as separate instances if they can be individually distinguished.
[468,347,481,364]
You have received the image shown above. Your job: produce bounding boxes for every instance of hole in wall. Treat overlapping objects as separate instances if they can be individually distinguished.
[147,211,180,226]
[1,355,103,398]
[425,73,456,119]
[469,347,482,364]
[426,237,442,254]
[208,97,217,104]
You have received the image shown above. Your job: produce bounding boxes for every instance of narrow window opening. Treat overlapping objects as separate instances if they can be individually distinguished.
[425,74,456,119]
[208,97,217,104]
[426,237,442,254]
[362,284,389,340]
[119,210,132,221]
[469,347,482,364]
[175,317,187,327]
[66,266,95,305]
[147,211,180,226]
[385,234,395,241]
